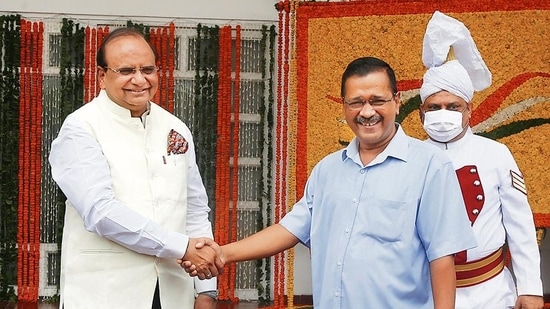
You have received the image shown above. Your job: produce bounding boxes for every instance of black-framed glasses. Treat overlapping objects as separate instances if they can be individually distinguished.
[342,93,397,110]
[103,66,159,76]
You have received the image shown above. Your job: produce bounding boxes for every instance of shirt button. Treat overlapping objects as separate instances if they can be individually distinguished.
[345,228,350,233]
[334,292,340,297]
[360,169,365,174]
[337,261,342,266]
[352,198,358,203]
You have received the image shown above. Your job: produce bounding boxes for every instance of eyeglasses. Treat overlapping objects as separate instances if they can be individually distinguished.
[103,66,159,76]
[342,93,396,110]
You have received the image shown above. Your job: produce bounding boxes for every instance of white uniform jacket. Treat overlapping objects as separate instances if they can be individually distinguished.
[426,128,542,309]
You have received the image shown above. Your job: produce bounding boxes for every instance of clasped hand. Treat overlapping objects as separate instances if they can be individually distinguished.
[178,238,225,280]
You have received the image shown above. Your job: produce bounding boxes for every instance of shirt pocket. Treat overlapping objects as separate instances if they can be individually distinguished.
[360,198,407,242]
[162,153,188,166]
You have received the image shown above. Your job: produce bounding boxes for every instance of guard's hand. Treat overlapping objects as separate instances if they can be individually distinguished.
[513,295,544,309]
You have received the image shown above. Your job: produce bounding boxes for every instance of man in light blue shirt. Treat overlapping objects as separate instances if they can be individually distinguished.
[183,56,476,308]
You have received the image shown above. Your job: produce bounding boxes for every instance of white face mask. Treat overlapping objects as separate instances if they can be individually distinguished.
[423,109,465,142]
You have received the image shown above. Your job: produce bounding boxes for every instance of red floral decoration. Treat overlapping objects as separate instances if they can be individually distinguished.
[214,25,237,302]
[17,19,43,302]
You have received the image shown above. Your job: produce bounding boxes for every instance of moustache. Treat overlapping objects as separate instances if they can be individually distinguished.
[355,115,382,125]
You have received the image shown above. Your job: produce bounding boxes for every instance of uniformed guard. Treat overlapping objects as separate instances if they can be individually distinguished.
[418,11,544,309]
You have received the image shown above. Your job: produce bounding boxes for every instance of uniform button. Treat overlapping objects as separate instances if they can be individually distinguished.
[334,292,340,297]
[473,180,481,186]
[337,261,342,266]
[352,198,358,203]
[470,168,477,174]
[345,228,350,233]
[472,209,479,215]
[476,195,483,201]
[360,169,365,174]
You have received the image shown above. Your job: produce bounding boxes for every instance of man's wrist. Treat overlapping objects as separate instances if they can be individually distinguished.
[198,290,218,300]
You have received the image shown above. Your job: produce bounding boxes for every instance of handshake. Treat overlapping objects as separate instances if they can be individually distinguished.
[178,237,225,280]
[178,224,298,279]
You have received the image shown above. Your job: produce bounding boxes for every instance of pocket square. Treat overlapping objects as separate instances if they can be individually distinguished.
[167,129,188,155]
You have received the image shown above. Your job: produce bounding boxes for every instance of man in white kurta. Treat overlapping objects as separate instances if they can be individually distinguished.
[49,28,218,309]
[418,11,543,309]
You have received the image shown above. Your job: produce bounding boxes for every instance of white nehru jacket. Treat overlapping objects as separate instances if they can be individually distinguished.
[420,11,492,103]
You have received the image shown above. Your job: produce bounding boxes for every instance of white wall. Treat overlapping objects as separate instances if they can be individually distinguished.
[2,0,279,23]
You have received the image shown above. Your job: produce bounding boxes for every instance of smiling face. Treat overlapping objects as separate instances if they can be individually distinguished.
[342,70,401,152]
[97,35,158,117]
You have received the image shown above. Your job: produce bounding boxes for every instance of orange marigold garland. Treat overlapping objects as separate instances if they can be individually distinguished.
[32,21,43,300]
[84,26,91,102]
[150,28,160,105]
[168,22,175,113]
[285,1,300,307]
[273,3,285,306]
[148,24,176,112]
[274,1,291,307]
[91,27,98,98]
[214,25,235,301]
[96,26,108,96]
[84,26,99,102]
[17,19,43,302]
[160,27,168,109]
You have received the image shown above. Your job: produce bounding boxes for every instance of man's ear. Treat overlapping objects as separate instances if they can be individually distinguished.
[466,102,473,119]
[97,66,106,89]
[394,92,402,115]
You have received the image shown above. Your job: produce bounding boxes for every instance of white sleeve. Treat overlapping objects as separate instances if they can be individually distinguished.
[182,129,218,294]
[184,132,214,239]
[194,277,218,294]
[49,116,188,259]
[499,146,543,296]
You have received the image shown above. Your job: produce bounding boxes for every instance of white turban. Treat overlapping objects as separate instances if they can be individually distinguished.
[420,11,492,103]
